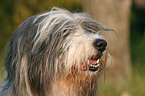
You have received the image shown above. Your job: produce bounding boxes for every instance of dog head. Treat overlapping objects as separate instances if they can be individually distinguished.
[30,7,112,76]
[0,7,113,96]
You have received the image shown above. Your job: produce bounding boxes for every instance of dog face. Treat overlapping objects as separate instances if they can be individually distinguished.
[61,24,109,74]
[29,7,112,76]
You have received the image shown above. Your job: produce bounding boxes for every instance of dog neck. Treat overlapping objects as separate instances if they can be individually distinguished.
[48,71,98,96]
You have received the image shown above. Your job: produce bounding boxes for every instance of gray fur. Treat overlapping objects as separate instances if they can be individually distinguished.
[0,7,112,96]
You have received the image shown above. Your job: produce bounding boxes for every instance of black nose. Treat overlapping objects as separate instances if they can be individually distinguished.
[93,39,107,52]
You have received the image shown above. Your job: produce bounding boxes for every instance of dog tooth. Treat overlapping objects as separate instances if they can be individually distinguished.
[96,64,100,67]
[95,65,97,67]
[97,59,99,63]
[94,64,98,67]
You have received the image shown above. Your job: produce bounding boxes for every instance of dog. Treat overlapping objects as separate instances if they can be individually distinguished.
[0,7,112,96]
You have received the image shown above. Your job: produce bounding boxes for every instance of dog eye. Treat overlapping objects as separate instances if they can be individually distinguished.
[63,29,71,38]
[81,22,101,33]
[84,27,101,34]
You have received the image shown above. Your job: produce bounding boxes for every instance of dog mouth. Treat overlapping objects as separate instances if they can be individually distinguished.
[81,51,103,72]
[89,57,101,72]
[89,51,102,72]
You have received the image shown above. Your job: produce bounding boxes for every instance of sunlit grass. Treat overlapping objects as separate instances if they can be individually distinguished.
[97,67,145,96]
[0,59,4,84]
[129,66,145,96]
[0,50,6,84]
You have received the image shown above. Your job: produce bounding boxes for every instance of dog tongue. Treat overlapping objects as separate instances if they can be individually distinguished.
[80,64,87,71]
[90,60,97,65]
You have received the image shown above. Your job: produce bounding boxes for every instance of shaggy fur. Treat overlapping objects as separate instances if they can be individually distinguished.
[0,7,112,96]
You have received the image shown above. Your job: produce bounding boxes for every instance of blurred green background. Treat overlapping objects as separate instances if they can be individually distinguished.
[0,0,145,96]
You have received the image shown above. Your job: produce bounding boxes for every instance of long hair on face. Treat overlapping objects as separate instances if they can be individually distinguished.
[0,7,112,96]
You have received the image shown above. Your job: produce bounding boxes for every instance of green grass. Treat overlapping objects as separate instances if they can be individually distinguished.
[0,50,6,84]
[130,68,145,96]
[97,67,145,96]
[0,59,4,84]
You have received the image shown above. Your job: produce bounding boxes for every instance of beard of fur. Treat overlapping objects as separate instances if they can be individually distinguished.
[49,67,99,96]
